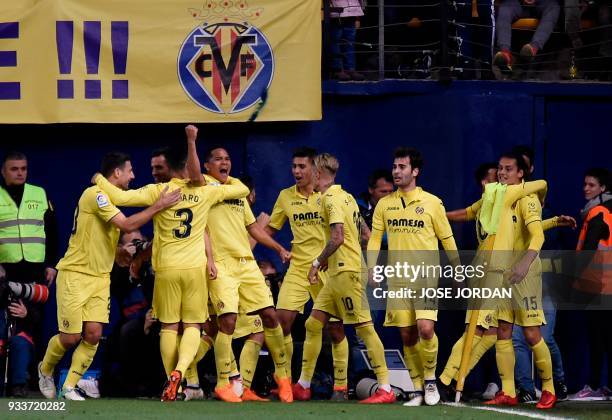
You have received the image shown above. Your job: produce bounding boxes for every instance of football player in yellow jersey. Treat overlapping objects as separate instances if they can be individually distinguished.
[93,131,250,402]
[367,147,459,407]
[481,151,557,409]
[439,163,574,401]
[263,148,348,396]
[147,144,214,402]
[438,163,502,399]
[37,152,180,400]
[293,153,396,404]
[198,141,293,403]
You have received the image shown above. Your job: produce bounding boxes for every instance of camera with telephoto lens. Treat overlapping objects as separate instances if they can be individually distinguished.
[131,239,151,256]
[0,271,49,309]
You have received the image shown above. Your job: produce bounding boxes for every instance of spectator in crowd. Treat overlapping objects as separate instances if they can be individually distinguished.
[571,168,612,400]
[0,151,58,397]
[330,0,366,81]
[564,0,612,79]
[493,0,560,78]
[357,169,394,231]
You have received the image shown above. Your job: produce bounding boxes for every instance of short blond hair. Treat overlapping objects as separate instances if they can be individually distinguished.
[314,153,339,176]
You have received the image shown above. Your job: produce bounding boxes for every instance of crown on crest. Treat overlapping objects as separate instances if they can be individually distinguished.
[188,0,263,23]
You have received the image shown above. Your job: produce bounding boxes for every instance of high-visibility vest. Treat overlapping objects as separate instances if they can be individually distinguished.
[0,183,48,263]
[575,204,612,295]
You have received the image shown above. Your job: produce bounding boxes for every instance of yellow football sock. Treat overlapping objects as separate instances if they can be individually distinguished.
[64,340,98,388]
[40,334,67,377]
[403,343,424,391]
[240,339,262,389]
[332,337,349,388]
[284,334,293,379]
[495,339,516,398]
[442,333,473,385]
[264,325,289,379]
[214,331,233,387]
[175,327,201,374]
[159,329,179,377]
[185,336,213,385]
[420,333,439,380]
[299,317,323,384]
[463,333,496,377]
[229,352,240,377]
[356,324,389,386]
[531,338,555,394]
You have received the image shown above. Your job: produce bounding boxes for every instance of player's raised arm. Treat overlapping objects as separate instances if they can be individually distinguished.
[94,173,161,207]
[542,215,577,231]
[185,124,205,187]
[208,176,249,203]
[447,198,482,223]
[504,179,548,207]
[447,208,469,222]
[110,186,181,233]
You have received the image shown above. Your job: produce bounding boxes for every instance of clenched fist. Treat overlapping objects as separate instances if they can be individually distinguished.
[185,124,198,142]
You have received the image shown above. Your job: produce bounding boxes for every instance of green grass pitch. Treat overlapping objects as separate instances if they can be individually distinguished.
[1,399,610,420]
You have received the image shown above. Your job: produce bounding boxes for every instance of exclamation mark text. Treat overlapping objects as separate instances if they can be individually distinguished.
[111,21,129,99]
[84,21,102,99]
[56,21,74,99]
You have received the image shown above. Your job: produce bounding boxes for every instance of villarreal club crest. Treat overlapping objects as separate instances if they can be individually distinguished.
[179,1,274,115]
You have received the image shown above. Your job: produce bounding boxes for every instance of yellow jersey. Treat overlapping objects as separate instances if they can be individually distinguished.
[320,185,363,275]
[511,194,543,252]
[370,187,454,251]
[56,186,121,276]
[268,185,325,268]
[204,174,256,261]
[95,175,249,271]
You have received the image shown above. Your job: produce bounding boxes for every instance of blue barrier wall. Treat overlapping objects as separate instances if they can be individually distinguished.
[2,80,611,391]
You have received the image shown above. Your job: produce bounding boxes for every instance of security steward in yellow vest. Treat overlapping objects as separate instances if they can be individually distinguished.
[0,152,58,397]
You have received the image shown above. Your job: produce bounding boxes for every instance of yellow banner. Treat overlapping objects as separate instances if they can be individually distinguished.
[0,0,321,123]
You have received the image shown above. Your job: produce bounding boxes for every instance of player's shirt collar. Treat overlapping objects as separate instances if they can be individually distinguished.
[324,184,342,195]
[204,174,223,185]
[291,185,317,200]
[170,177,189,186]
[396,186,422,203]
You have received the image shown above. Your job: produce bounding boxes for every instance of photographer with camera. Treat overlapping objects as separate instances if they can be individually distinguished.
[99,230,163,398]
[0,152,57,397]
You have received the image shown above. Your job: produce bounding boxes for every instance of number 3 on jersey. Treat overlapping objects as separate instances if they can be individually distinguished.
[173,208,193,239]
